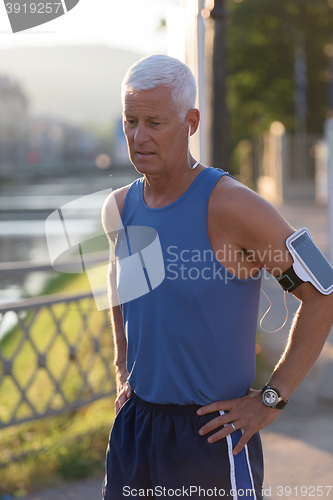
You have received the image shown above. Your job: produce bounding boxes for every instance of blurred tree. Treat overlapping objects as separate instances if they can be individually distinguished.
[226,0,333,149]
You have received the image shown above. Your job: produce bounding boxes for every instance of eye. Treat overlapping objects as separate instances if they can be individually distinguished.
[151,122,160,126]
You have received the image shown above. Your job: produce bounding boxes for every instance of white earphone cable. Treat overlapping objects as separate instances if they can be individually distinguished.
[259,289,289,333]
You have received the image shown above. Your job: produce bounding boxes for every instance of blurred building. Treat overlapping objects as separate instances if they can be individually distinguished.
[0,72,113,181]
[112,117,131,168]
[0,75,29,177]
[28,117,101,175]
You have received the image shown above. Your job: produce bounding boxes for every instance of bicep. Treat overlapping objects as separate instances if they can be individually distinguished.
[229,185,295,277]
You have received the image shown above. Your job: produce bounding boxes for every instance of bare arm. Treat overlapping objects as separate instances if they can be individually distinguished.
[102,186,132,414]
[111,304,132,414]
[268,283,333,400]
[198,286,333,453]
[198,180,333,452]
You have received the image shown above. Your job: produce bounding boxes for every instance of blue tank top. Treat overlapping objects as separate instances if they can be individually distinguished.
[116,167,262,405]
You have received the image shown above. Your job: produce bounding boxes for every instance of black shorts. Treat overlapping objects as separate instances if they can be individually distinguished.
[103,393,263,499]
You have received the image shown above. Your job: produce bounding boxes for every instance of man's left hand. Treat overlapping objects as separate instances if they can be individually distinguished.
[197,389,281,455]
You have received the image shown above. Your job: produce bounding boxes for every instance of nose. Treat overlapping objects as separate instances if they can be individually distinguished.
[133,123,149,145]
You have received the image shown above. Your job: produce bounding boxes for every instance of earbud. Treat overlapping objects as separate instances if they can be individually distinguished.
[188,126,191,139]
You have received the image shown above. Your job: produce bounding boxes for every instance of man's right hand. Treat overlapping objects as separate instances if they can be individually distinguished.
[115,382,132,415]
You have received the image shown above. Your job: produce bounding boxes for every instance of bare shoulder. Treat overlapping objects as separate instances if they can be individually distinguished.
[102,184,131,237]
[211,175,277,214]
[103,184,131,215]
[210,175,293,236]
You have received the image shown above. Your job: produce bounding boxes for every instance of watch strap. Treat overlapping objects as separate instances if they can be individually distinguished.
[275,398,288,410]
[276,264,304,293]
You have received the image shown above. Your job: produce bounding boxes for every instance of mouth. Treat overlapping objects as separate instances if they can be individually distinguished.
[136,151,155,157]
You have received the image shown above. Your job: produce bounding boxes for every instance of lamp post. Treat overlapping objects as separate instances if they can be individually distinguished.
[327,45,333,267]
[210,0,229,172]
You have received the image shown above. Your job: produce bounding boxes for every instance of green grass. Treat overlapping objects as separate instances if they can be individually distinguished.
[0,272,115,498]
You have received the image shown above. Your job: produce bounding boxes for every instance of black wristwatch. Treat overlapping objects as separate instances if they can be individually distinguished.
[261,384,289,409]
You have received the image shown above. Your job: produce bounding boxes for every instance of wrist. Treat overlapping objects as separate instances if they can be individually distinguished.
[261,384,289,410]
[114,361,127,377]
[114,359,126,369]
[266,379,291,402]
[116,369,129,394]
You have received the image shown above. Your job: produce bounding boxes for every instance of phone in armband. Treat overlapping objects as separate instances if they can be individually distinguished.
[285,228,333,295]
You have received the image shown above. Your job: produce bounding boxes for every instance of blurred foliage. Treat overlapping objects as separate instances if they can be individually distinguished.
[226,0,333,149]
[158,18,167,30]
[0,396,115,497]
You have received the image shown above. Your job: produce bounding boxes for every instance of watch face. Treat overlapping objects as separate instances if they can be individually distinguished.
[264,390,277,405]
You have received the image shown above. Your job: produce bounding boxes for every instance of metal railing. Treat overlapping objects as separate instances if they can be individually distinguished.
[0,250,109,278]
[0,287,115,429]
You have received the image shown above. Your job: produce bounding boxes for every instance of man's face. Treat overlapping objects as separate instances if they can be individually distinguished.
[123,86,187,175]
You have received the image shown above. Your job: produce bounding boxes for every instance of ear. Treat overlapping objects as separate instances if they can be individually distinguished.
[185,108,200,136]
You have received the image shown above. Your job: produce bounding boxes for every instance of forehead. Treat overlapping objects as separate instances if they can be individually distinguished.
[123,86,177,118]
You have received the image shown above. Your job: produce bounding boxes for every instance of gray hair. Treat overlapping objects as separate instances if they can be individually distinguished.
[121,55,197,121]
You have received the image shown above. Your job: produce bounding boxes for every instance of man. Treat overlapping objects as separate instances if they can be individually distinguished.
[102,55,333,500]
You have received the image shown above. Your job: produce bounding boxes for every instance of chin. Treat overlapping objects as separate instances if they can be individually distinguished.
[131,159,161,175]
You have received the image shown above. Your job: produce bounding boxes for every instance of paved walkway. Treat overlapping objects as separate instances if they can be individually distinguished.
[257,200,333,499]
[21,201,333,500]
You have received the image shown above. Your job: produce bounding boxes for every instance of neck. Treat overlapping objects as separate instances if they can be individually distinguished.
[142,157,204,209]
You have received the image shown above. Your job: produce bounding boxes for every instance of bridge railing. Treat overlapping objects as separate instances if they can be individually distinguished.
[0,256,115,430]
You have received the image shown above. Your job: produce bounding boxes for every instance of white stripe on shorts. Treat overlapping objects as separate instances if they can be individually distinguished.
[243,432,257,500]
[220,411,238,500]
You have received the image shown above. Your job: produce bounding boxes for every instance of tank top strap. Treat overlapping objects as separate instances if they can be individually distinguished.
[188,167,231,205]
[122,167,231,220]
